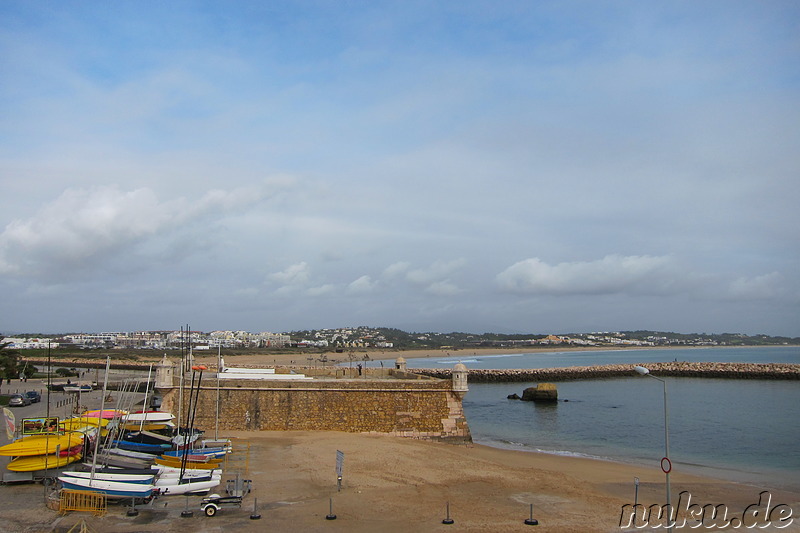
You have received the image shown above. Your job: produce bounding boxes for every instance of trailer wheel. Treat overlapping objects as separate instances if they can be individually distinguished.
[204,505,217,517]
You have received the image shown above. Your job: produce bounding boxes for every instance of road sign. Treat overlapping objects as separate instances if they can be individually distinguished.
[336,450,344,476]
[336,450,344,491]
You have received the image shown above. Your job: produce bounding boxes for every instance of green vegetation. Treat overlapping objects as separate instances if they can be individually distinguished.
[54,367,78,378]
[0,337,22,385]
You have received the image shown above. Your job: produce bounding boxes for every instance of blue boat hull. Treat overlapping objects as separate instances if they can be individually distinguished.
[59,479,154,499]
[112,439,171,454]
[163,447,227,458]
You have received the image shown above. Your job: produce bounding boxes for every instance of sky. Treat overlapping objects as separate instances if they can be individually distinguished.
[1,1,799,337]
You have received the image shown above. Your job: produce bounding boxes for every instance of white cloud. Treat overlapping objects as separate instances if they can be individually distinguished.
[398,259,467,297]
[496,255,677,296]
[307,284,336,297]
[269,262,311,287]
[426,280,463,296]
[0,187,170,277]
[728,273,784,300]
[348,275,377,293]
[383,262,410,278]
[234,287,260,298]
[406,259,466,285]
[0,182,289,280]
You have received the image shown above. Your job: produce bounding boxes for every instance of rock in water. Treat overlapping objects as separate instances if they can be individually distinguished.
[521,383,558,402]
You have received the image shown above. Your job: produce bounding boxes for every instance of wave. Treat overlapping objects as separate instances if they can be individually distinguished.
[473,437,614,462]
[469,353,526,359]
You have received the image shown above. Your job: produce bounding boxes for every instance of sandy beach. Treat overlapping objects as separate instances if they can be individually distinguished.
[192,345,640,368]
[1,429,795,532]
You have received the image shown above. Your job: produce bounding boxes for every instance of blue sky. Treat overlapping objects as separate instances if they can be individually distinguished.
[1,1,798,336]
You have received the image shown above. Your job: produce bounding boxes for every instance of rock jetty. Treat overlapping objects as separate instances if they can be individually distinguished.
[411,362,800,382]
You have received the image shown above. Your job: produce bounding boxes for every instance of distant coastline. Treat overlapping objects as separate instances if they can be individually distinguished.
[18,343,799,370]
[200,343,797,367]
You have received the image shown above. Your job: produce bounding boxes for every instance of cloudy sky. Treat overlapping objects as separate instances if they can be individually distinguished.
[1,2,798,337]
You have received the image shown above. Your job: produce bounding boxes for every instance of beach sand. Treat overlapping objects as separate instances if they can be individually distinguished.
[192,345,631,367]
[3,429,797,532]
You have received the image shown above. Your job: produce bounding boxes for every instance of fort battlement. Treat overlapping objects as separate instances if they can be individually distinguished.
[156,360,472,443]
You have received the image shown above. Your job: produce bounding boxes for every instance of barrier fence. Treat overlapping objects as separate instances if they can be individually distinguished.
[59,489,107,517]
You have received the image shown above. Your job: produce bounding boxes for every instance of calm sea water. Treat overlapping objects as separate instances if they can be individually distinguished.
[390,346,800,491]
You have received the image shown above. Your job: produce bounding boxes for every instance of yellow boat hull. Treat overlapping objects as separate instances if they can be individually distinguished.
[0,433,85,457]
[6,452,82,472]
[61,416,109,428]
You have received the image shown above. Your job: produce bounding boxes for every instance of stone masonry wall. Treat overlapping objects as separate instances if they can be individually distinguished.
[158,378,471,443]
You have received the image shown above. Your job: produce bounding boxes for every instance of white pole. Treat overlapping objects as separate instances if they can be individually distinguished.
[177,327,185,440]
[90,356,111,479]
[662,377,672,533]
[140,364,153,432]
[634,366,672,533]
[215,344,221,440]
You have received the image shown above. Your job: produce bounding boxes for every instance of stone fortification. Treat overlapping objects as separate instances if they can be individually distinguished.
[413,362,800,382]
[157,366,471,443]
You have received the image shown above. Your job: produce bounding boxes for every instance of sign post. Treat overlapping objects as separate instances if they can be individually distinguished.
[335,450,344,491]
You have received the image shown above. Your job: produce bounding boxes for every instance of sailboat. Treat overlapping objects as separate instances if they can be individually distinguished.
[57,476,155,499]
[154,475,219,495]
[60,470,155,484]
[155,364,221,495]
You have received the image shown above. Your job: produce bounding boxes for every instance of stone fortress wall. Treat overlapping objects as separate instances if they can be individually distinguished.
[155,357,472,443]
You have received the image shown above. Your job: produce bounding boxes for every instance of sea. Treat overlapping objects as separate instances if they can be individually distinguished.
[377,346,800,492]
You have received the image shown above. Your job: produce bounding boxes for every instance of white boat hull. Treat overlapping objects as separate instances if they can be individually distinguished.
[123,411,175,423]
[58,476,154,498]
[155,477,220,495]
[61,471,155,484]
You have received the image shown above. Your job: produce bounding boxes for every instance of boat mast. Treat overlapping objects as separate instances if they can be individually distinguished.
[139,364,153,432]
[176,326,185,441]
[215,343,221,440]
[89,356,111,479]
[46,341,51,419]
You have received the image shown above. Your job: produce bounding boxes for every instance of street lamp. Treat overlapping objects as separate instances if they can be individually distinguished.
[634,365,672,532]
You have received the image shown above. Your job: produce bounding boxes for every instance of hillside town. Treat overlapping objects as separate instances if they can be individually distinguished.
[1,327,796,352]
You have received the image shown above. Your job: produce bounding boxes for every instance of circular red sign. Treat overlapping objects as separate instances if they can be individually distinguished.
[661,457,672,474]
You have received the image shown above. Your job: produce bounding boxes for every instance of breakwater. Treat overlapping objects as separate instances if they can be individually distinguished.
[411,362,800,382]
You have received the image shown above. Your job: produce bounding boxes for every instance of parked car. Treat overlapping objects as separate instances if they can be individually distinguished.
[8,394,31,407]
[24,391,41,403]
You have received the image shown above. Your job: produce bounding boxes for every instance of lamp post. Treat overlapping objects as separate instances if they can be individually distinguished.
[634,365,672,532]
